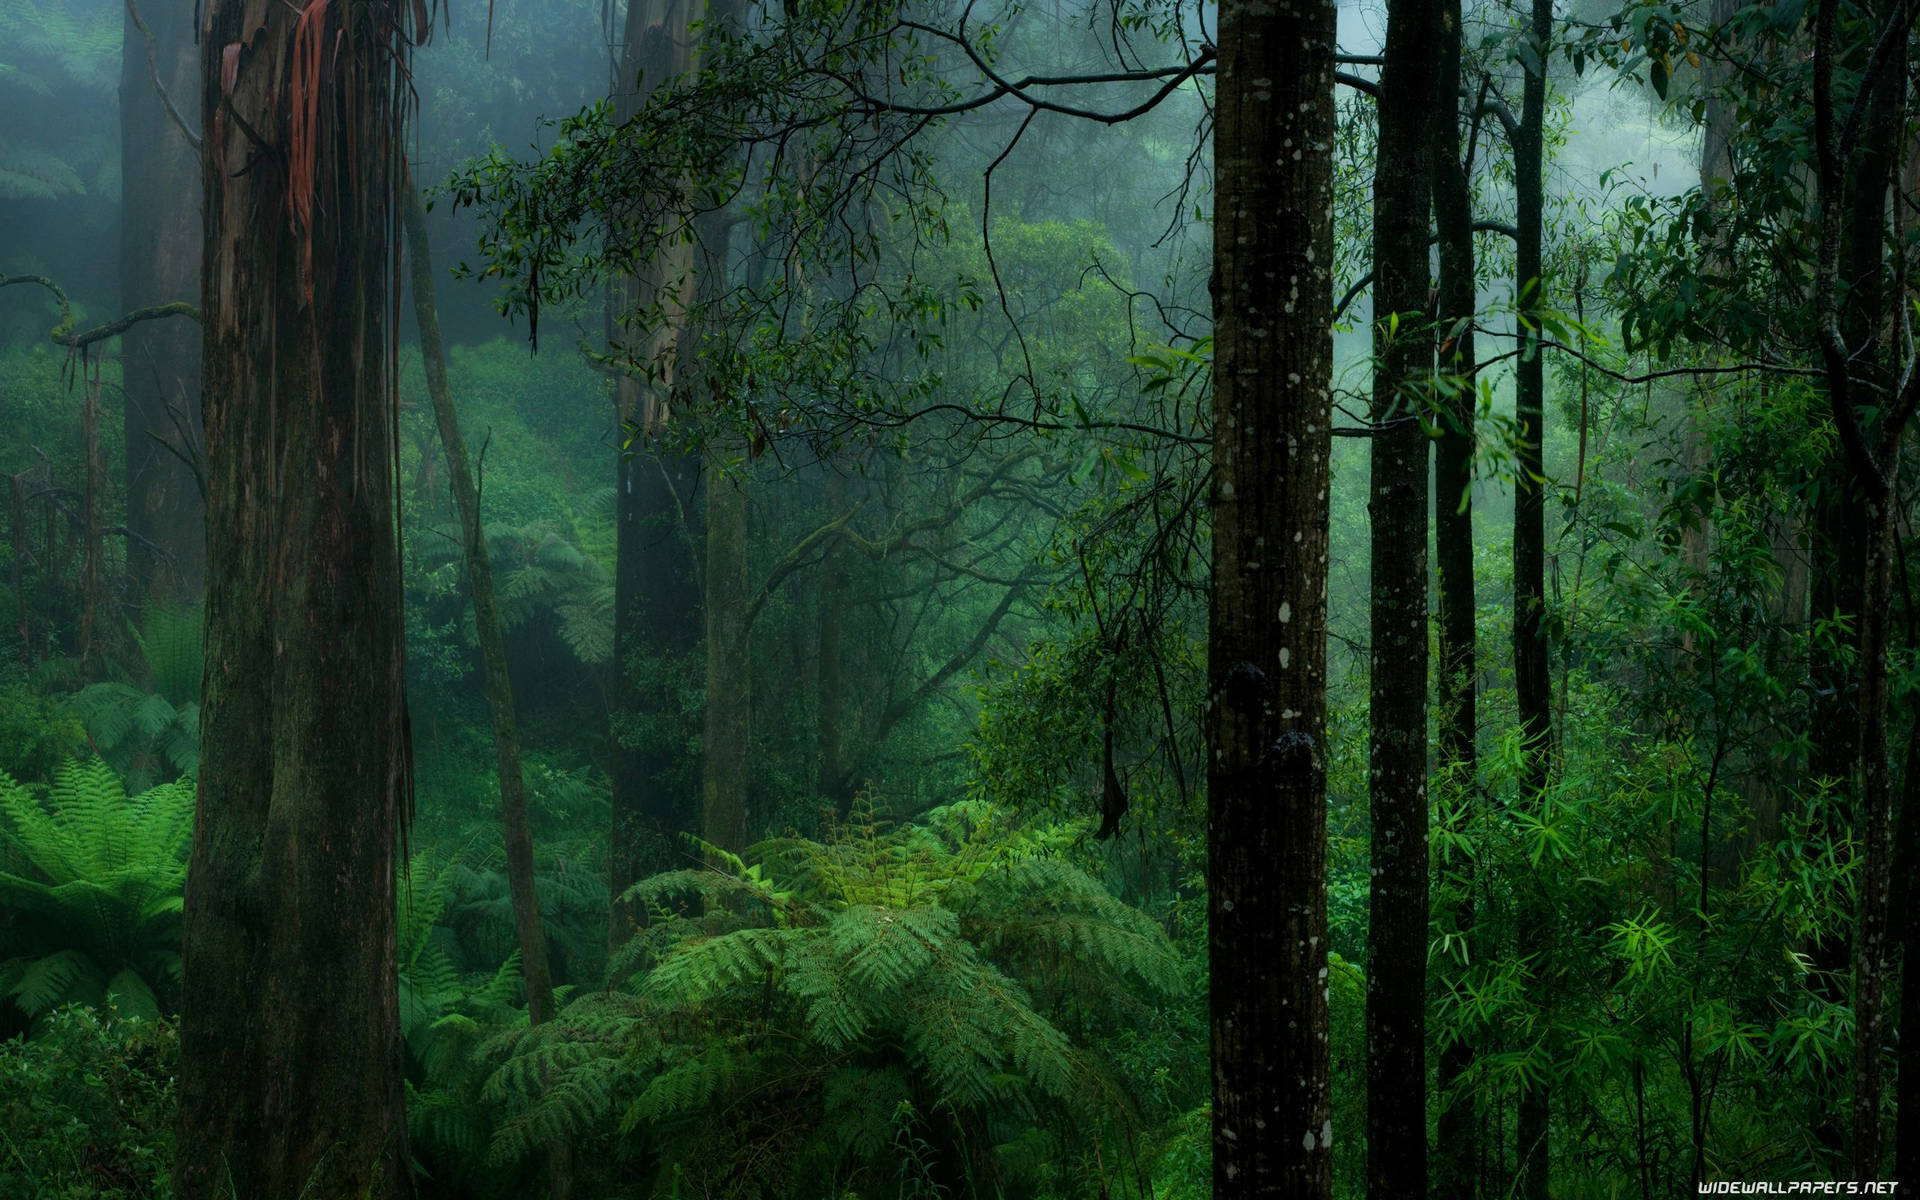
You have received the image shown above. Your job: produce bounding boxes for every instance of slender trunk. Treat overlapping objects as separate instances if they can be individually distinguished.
[1811,0,1907,1173]
[703,448,750,855]
[80,374,103,667]
[402,187,572,1198]
[1208,0,1337,1191]
[120,0,204,609]
[1893,713,1920,1189]
[1512,0,1553,1190]
[1431,0,1481,1190]
[1851,501,1897,1179]
[816,471,848,808]
[1365,0,1437,1192]
[177,1,417,1194]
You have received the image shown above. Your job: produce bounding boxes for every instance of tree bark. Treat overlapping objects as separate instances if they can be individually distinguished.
[402,186,572,1198]
[1365,0,1437,1193]
[1810,0,1908,1174]
[177,1,417,1195]
[1512,0,1554,1191]
[1208,0,1337,1191]
[816,470,849,807]
[1431,0,1481,1190]
[607,0,704,946]
[119,0,204,609]
[703,448,750,855]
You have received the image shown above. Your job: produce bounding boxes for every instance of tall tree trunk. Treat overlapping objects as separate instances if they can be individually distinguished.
[1893,715,1920,1189]
[1512,0,1554,1191]
[816,469,849,807]
[177,1,418,1195]
[119,0,204,609]
[1208,0,1337,1192]
[1431,0,1481,1190]
[704,448,750,854]
[1810,0,1909,1175]
[607,0,703,946]
[1365,0,1437,1193]
[80,374,104,667]
[402,186,572,1198]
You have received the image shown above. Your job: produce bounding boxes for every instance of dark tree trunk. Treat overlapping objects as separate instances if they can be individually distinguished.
[1810,0,1909,1176]
[1207,0,1337,1191]
[1431,0,1481,1190]
[703,450,750,855]
[402,187,572,1198]
[607,0,704,945]
[119,0,204,609]
[176,1,418,1195]
[1365,0,1437,1193]
[1894,717,1920,1189]
[1512,0,1553,1191]
[816,470,849,807]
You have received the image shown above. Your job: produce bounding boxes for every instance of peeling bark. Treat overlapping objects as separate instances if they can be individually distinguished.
[176,1,416,1194]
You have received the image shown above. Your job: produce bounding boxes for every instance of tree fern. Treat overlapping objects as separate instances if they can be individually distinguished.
[478,803,1181,1196]
[0,762,192,1021]
[63,682,198,792]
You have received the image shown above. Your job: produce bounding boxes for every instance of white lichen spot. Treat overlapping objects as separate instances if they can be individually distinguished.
[1279,601,1292,623]
[1303,1129,1317,1151]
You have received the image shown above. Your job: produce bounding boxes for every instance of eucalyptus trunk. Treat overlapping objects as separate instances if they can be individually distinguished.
[177,0,417,1194]
[1512,0,1554,1190]
[1208,0,1337,1191]
[1365,0,1437,1193]
[703,450,750,855]
[119,0,204,608]
[607,0,703,944]
[1431,0,1481,1189]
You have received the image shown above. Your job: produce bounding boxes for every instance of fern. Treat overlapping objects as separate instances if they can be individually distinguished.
[481,802,1181,1196]
[135,602,203,707]
[0,762,193,1021]
[63,682,198,792]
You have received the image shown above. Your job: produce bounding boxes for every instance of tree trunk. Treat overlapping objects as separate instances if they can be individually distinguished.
[703,448,750,855]
[1208,0,1337,1191]
[1365,0,1437,1192]
[119,0,204,609]
[1512,0,1553,1190]
[402,186,572,1198]
[177,1,418,1195]
[607,0,704,946]
[816,470,849,807]
[1810,0,1908,1173]
[1431,0,1481,1190]
[1893,714,1920,1189]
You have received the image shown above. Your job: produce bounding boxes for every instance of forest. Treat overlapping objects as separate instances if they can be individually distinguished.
[0,0,1915,1194]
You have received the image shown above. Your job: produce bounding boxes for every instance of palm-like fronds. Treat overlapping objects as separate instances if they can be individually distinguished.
[0,762,192,1021]
[476,804,1182,1196]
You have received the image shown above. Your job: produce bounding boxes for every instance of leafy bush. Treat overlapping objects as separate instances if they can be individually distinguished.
[0,678,85,784]
[0,1006,176,1199]
[0,761,192,1023]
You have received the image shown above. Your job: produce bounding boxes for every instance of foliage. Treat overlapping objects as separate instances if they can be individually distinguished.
[0,1006,175,1199]
[0,676,86,784]
[0,761,192,1024]
[0,0,119,205]
[469,803,1181,1197]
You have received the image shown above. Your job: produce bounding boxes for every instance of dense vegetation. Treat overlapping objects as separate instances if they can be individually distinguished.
[1,0,1917,1195]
